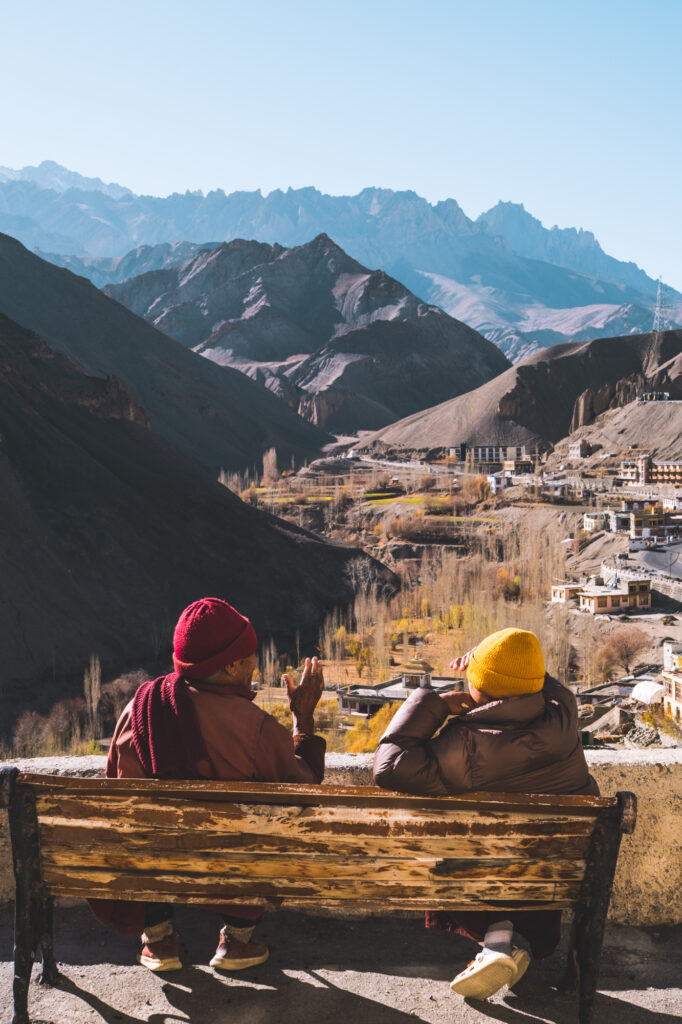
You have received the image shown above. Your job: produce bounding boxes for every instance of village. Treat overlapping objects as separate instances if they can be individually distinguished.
[235,393,682,754]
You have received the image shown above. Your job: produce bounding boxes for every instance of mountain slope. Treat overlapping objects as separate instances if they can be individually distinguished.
[477,202,656,294]
[103,234,511,433]
[0,313,394,728]
[4,165,679,357]
[0,233,330,471]
[359,329,682,453]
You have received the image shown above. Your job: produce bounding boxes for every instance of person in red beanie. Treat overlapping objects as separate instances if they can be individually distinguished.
[93,597,326,974]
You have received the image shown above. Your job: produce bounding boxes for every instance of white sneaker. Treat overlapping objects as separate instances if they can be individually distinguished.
[508,945,531,988]
[450,948,517,999]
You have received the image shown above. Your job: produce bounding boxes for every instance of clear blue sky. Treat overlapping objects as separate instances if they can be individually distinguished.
[2,0,681,288]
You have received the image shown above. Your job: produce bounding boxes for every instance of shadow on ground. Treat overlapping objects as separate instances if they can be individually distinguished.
[0,905,680,1024]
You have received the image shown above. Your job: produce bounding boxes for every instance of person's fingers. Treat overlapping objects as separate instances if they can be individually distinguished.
[283,673,296,699]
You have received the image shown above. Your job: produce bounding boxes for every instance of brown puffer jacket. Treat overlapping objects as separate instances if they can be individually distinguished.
[373,675,598,797]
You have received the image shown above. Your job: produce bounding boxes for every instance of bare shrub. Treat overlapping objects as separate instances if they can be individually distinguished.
[12,711,49,757]
[100,669,148,728]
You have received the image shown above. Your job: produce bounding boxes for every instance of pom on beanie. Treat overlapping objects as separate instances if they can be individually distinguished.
[172,598,257,680]
[466,628,545,698]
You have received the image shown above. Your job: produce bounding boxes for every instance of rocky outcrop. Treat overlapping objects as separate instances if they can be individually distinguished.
[359,328,682,454]
[570,377,645,432]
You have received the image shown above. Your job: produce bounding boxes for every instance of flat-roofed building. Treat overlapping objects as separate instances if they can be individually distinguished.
[583,511,608,532]
[551,582,583,603]
[569,440,591,459]
[662,671,682,723]
[578,578,651,614]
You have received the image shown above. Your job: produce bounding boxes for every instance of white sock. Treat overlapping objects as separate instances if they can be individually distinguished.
[483,919,513,956]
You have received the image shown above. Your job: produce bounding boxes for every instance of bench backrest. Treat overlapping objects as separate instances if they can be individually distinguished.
[10,773,629,912]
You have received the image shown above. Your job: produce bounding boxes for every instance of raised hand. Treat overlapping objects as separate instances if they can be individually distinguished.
[449,649,475,674]
[283,657,324,733]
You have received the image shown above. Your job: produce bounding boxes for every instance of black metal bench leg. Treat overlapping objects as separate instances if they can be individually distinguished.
[12,890,36,1024]
[39,896,61,987]
[566,793,637,1024]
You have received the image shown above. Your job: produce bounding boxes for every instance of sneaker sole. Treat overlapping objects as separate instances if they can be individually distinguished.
[508,948,531,988]
[137,953,183,972]
[450,959,516,999]
[210,949,270,971]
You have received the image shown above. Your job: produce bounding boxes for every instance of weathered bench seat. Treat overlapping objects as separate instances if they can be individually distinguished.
[0,768,636,1024]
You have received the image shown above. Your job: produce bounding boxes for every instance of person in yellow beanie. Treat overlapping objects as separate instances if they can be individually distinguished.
[373,627,598,1001]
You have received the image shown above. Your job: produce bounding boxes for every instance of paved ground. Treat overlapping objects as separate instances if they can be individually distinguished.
[1,905,680,1024]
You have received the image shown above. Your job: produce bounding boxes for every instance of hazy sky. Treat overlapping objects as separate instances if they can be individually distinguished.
[3,0,681,288]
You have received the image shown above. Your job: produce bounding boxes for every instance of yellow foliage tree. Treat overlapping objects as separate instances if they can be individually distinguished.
[343,702,402,754]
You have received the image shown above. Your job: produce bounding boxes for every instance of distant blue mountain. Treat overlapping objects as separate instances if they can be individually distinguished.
[2,162,679,359]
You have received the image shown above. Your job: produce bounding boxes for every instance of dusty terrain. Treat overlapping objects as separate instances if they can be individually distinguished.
[0,905,679,1024]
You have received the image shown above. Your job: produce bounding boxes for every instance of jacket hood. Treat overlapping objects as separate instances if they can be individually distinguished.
[462,673,554,728]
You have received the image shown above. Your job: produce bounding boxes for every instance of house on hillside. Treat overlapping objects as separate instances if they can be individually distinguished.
[578,578,651,614]
[663,673,682,723]
[551,582,583,603]
[620,454,682,487]
[583,511,608,532]
[569,440,592,459]
[550,576,652,614]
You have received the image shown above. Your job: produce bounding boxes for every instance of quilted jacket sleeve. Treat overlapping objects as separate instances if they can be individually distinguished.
[373,687,470,796]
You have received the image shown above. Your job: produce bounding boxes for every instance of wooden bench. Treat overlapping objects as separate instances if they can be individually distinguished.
[0,768,636,1024]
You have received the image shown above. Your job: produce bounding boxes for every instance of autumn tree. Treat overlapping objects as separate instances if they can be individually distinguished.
[605,626,649,674]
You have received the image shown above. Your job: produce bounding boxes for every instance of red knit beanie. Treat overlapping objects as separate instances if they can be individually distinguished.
[172,598,258,680]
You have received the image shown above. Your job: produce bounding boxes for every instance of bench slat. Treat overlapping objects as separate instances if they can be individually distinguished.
[40,888,576,911]
[40,848,587,882]
[34,797,599,839]
[43,866,581,903]
[21,774,615,812]
[38,822,592,861]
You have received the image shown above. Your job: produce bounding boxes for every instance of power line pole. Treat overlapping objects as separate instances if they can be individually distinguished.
[652,277,671,334]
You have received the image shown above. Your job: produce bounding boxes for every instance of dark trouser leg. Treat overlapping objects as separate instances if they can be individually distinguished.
[144,903,175,930]
[39,896,61,987]
[222,911,265,928]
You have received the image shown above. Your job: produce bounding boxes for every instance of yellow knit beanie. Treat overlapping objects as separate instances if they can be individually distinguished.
[466,627,545,698]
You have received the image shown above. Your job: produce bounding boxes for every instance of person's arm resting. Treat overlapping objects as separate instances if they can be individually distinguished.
[373,688,454,795]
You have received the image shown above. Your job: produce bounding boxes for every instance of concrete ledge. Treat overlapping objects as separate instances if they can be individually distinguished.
[1,751,680,926]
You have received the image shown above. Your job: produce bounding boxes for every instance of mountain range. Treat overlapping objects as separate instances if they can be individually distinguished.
[3,161,679,360]
[0,311,393,729]
[102,234,510,433]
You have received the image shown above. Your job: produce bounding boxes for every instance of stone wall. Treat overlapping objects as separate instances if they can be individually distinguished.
[1,751,680,925]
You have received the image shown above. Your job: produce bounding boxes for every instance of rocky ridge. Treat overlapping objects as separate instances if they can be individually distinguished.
[104,234,510,433]
[0,232,330,471]
[3,163,680,357]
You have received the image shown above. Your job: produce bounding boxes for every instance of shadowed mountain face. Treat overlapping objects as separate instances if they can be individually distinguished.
[3,166,679,357]
[103,234,511,433]
[0,233,330,472]
[0,313,395,730]
[359,329,682,454]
